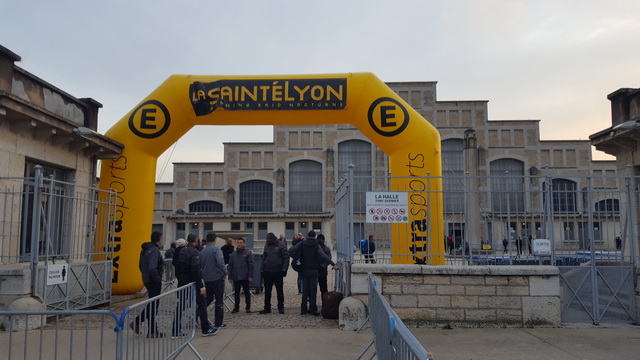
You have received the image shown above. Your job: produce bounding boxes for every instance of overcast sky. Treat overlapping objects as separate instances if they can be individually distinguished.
[3,0,639,181]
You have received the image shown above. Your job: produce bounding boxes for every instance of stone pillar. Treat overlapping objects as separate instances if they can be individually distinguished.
[464,129,481,247]
[276,168,285,213]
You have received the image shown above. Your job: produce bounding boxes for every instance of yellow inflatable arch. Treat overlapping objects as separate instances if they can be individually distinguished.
[98,73,443,294]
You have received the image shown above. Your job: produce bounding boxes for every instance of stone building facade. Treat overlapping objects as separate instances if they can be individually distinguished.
[0,45,122,310]
[152,81,618,252]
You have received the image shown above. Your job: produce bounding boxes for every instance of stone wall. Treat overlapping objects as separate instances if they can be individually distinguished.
[351,264,560,327]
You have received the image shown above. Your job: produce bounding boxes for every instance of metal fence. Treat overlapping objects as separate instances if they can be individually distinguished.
[336,171,639,266]
[336,170,639,324]
[0,283,201,360]
[357,275,433,360]
[0,166,117,309]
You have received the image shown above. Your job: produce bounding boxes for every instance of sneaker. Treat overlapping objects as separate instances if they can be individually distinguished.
[246,309,252,313]
[171,333,189,339]
[146,332,166,338]
[128,321,140,335]
[231,309,239,314]
[258,309,271,314]
[300,312,307,316]
[309,311,320,316]
[202,328,219,336]
[218,323,228,329]
[278,308,285,314]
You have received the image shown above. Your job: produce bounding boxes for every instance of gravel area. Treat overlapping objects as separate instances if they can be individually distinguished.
[221,269,339,329]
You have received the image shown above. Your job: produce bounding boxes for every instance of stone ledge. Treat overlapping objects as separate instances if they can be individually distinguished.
[351,264,559,276]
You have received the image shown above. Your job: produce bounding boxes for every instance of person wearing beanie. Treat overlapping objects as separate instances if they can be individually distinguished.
[289,230,338,316]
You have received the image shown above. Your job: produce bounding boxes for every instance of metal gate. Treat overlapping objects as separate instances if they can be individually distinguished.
[560,265,636,324]
[0,165,117,310]
[334,165,355,296]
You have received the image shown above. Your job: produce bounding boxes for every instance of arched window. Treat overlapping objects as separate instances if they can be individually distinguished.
[442,139,464,213]
[338,140,371,213]
[189,200,223,213]
[543,178,577,213]
[490,159,525,213]
[594,198,619,214]
[289,160,322,213]
[239,180,273,213]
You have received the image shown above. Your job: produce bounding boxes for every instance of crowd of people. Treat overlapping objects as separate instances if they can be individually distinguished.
[133,229,346,337]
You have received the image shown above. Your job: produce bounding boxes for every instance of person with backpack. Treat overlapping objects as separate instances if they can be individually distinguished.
[129,231,165,337]
[289,231,338,316]
[175,233,218,336]
[360,234,376,263]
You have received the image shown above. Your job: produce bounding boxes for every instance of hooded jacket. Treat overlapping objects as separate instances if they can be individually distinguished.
[261,239,289,273]
[176,244,204,288]
[228,248,255,281]
[290,237,335,276]
[139,241,163,284]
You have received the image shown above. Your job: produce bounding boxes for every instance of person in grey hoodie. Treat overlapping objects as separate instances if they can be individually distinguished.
[228,238,254,313]
[130,231,164,337]
[259,232,289,314]
[200,232,228,329]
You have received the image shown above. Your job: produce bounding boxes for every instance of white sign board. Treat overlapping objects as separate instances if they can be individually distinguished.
[46,264,68,286]
[366,192,409,223]
[532,239,551,256]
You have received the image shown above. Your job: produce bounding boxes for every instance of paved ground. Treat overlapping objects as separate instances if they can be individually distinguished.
[100,272,640,360]
[3,256,639,359]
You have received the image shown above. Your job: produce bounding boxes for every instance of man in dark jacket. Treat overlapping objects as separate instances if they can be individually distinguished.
[290,231,338,316]
[175,233,218,336]
[129,231,164,337]
[316,234,332,295]
[259,232,289,314]
[228,238,254,313]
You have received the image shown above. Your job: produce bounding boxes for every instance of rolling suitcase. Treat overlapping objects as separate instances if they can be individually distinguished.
[321,291,343,319]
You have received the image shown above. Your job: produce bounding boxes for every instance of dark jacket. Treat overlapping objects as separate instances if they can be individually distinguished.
[221,244,234,265]
[200,244,227,282]
[290,238,335,276]
[228,248,254,281]
[318,242,332,276]
[172,246,184,276]
[164,247,175,259]
[176,244,204,288]
[261,240,289,273]
[139,242,163,284]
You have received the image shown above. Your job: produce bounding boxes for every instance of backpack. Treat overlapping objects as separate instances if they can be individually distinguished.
[291,252,303,272]
[360,239,369,254]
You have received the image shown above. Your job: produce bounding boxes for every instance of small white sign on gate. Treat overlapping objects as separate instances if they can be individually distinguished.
[47,264,68,285]
[532,239,551,256]
[366,191,409,223]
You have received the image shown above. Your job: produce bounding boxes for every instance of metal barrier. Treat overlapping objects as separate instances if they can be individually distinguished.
[357,275,433,360]
[0,283,202,360]
[162,258,176,290]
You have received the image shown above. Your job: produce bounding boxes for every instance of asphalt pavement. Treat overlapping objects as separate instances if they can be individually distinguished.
[106,273,640,360]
